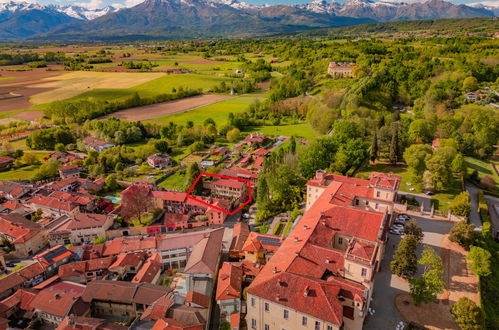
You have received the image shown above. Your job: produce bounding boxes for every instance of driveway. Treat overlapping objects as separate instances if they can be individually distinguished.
[365,216,454,329]
[465,183,482,229]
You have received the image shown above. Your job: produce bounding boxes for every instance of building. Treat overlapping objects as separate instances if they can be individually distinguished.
[108,251,147,279]
[0,262,45,299]
[28,195,79,217]
[147,153,172,169]
[49,151,81,165]
[46,213,115,246]
[210,179,248,203]
[0,287,37,320]
[327,62,357,79]
[229,222,250,259]
[131,258,162,284]
[0,182,31,201]
[0,213,47,258]
[0,156,14,170]
[49,191,97,212]
[305,170,402,214]
[244,133,267,147]
[218,167,258,189]
[34,245,74,276]
[241,232,282,264]
[58,165,83,179]
[246,172,400,330]
[216,262,243,316]
[30,281,87,326]
[57,257,115,283]
[57,315,128,330]
[83,137,115,152]
[81,280,172,321]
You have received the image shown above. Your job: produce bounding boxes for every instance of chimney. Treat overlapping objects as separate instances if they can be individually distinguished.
[272,267,279,274]
[294,236,299,243]
[276,294,281,302]
[303,286,309,297]
[325,257,330,264]
[315,170,326,181]
[303,225,309,230]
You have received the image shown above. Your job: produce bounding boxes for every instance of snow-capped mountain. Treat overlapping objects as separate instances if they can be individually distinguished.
[468,1,499,16]
[57,5,121,20]
[0,0,495,40]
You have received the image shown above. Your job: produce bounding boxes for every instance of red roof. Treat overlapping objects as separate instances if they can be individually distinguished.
[252,148,269,157]
[152,191,187,203]
[29,195,78,212]
[29,281,85,317]
[131,259,161,284]
[242,232,282,253]
[0,288,37,313]
[185,291,210,308]
[0,214,42,244]
[216,262,243,301]
[152,318,204,330]
[212,179,246,190]
[34,245,73,268]
[0,156,14,164]
[49,191,94,206]
[109,252,146,270]
[0,262,45,295]
[58,257,115,278]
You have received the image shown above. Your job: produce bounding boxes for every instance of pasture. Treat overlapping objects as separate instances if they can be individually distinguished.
[243,124,317,140]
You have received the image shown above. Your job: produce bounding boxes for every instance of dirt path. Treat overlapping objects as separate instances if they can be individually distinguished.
[100,94,233,121]
[395,234,478,329]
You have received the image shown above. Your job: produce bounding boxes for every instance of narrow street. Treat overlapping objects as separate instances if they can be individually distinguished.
[465,182,482,229]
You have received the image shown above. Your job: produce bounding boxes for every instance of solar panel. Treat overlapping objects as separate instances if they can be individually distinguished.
[257,236,281,247]
[42,245,67,263]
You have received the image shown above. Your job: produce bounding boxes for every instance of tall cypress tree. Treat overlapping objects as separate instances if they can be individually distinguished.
[390,122,399,164]
[370,130,378,162]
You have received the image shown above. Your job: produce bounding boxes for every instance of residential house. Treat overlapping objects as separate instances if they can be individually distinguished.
[108,252,147,279]
[49,191,97,212]
[58,165,83,179]
[216,262,243,316]
[131,258,162,284]
[30,281,88,326]
[229,222,250,259]
[28,195,79,217]
[57,315,128,330]
[147,153,172,169]
[0,288,37,320]
[0,182,31,201]
[49,151,81,165]
[46,213,115,246]
[0,262,45,299]
[210,179,248,203]
[0,156,14,169]
[0,213,47,257]
[83,137,115,152]
[81,280,172,321]
[241,232,282,264]
[218,168,258,189]
[328,62,357,78]
[57,257,115,283]
[244,133,267,147]
[34,245,74,277]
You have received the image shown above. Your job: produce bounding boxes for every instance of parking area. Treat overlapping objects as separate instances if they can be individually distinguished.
[365,215,454,330]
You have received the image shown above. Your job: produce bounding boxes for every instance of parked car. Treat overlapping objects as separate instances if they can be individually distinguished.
[424,191,434,196]
[6,261,15,267]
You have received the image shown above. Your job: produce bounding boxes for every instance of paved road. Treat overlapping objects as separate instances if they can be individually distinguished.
[465,183,482,229]
[365,216,453,330]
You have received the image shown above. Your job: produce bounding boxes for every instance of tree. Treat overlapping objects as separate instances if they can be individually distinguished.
[370,130,378,162]
[424,150,454,191]
[449,192,471,217]
[408,119,434,144]
[451,153,465,173]
[403,144,432,177]
[409,246,445,305]
[289,136,297,154]
[105,174,118,191]
[404,219,424,242]
[54,143,66,152]
[298,137,337,178]
[467,245,491,277]
[186,162,201,194]
[120,184,156,220]
[226,128,241,142]
[451,297,484,330]
[391,235,418,279]
[154,140,169,153]
[32,158,60,182]
[449,221,476,248]
[93,237,106,244]
[462,76,478,92]
[389,122,399,164]
[20,153,38,165]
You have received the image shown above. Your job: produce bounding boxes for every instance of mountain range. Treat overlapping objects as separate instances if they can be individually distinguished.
[0,0,496,40]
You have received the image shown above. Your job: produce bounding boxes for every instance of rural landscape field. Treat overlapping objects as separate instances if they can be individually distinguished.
[0,10,497,330]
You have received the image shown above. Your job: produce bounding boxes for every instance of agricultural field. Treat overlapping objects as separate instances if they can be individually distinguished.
[243,123,317,140]
[147,94,265,125]
[465,156,499,192]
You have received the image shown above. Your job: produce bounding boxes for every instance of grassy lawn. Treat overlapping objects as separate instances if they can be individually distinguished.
[147,94,264,126]
[0,165,39,181]
[243,123,317,140]
[464,156,499,191]
[157,171,187,191]
[356,162,462,212]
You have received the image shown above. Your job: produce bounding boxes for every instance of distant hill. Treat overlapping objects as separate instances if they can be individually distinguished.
[297,17,499,37]
[0,0,495,40]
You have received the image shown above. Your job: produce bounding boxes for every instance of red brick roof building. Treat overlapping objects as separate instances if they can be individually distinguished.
[246,172,399,330]
[0,213,47,258]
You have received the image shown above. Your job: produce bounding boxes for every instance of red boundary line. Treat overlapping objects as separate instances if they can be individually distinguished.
[186,172,252,215]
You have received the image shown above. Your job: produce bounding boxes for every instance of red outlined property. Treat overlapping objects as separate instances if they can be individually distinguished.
[186,173,252,215]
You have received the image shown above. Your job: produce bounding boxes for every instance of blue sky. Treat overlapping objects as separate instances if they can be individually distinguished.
[5,0,495,10]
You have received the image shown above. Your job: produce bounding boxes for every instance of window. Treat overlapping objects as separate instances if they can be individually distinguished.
[302,317,307,326]
[264,302,269,312]
[361,268,367,277]
[265,325,270,330]
[327,326,333,330]
[315,321,320,330]
[375,203,379,209]
[251,319,257,329]
[251,298,255,307]
[376,191,380,197]
[283,309,289,319]
[338,237,343,245]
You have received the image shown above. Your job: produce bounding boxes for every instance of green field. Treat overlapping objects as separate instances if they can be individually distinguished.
[465,157,499,191]
[0,165,39,181]
[243,124,317,140]
[147,94,264,125]
[157,171,187,191]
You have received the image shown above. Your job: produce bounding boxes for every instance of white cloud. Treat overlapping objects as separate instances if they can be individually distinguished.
[75,0,103,9]
[111,2,125,7]
[124,0,144,7]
